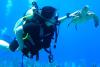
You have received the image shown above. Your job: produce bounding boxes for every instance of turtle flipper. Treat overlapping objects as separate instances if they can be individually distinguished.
[75,24,78,31]
[93,15,99,28]
[67,22,72,29]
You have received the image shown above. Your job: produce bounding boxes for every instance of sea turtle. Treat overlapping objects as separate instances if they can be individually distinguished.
[68,5,99,30]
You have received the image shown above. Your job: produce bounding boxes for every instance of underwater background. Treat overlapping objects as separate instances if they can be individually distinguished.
[0,0,100,67]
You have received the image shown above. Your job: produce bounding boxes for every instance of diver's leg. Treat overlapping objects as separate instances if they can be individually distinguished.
[0,40,10,51]
[9,38,19,52]
[0,38,19,52]
[15,26,24,50]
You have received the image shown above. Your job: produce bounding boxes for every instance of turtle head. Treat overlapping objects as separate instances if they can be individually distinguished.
[82,5,89,12]
[81,5,89,14]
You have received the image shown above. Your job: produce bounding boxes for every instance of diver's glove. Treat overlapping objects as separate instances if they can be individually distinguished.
[66,13,71,18]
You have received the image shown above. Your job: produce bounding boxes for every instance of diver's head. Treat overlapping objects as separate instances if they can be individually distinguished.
[40,6,58,26]
[41,6,56,19]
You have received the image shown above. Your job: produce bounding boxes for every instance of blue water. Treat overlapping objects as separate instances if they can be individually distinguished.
[0,0,100,67]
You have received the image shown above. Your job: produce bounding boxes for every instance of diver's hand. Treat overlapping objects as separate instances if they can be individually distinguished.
[66,13,71,18]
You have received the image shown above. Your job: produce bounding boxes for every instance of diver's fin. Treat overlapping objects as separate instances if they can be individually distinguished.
[9,38,19,52]
[93,15,99,28]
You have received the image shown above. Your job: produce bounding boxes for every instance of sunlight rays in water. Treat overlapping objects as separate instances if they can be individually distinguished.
[5,0,12,16]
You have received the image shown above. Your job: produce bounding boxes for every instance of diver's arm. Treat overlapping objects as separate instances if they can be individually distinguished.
[23,14,33,20]
[58,14,75,23]
[15,26,24,50]
[14,12,33,32]
[23,6,36,20]
[58,15,68,22]
[14,11,33,33]
[14,6,36,30]
[58,10,80,23]
[69,10,80,17]
[13,17,26,33]
[58,13,72,22]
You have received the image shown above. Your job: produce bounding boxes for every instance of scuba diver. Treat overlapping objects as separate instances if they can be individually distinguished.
[9,1,69,62]
[67,5,99,30]
[0,1,99,63]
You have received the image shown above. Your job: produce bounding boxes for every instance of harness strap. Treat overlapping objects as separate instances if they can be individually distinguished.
[54,21,60,48]
[44,48,54,63]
